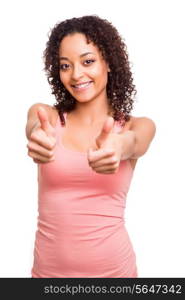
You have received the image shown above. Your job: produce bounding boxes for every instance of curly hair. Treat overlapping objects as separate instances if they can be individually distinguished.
[43,15,137,127]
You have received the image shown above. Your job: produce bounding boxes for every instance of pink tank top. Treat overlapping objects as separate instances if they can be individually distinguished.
[31,113,138,278]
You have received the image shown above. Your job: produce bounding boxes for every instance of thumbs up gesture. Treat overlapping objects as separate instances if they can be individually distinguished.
[27,107,56,164]
[87,117,123,174]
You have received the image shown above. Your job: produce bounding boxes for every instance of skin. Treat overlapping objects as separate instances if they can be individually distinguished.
[27,106,56,163]
[26,33,139,174]
[59,33,111,125]
[58,32,133,173]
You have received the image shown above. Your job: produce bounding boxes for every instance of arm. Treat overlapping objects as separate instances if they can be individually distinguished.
[119,117,156,160]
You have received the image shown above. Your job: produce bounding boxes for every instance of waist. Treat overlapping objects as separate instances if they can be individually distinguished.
[33,220,136,277]
[36,213,125,238]
[38,190,126,220]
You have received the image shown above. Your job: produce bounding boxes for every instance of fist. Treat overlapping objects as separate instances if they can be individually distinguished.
[27,106,56,164]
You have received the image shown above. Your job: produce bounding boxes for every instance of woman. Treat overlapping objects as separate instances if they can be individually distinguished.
[26,15,156,277]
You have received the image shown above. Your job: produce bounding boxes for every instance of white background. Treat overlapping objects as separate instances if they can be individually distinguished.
[0,0,184,277]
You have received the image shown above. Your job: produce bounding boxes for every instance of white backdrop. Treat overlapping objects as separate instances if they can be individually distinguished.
[0,0,184,277]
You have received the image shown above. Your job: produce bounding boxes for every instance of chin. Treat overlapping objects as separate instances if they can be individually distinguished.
[73,94,96,103]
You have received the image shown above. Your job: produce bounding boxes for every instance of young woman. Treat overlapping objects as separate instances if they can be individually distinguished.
[26,15,156,278]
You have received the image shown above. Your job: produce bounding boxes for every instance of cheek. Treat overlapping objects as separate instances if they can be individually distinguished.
[59,72,68,86]
[96,70,108,86]
[91,67,108,82]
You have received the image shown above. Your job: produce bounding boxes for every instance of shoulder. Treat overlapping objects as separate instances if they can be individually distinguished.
[123,115,156,131]
[28,102,54,115]
[28,102,58,126]
[129,116,156,134]
[125,116,156,130]
[129,116,156,150]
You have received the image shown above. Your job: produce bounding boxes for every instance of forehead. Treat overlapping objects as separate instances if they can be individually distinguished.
[59,33,100,56]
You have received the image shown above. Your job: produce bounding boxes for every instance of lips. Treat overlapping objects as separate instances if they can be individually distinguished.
[71,81,93,90]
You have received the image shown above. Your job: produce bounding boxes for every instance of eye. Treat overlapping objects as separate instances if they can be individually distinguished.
[84,59,95,65]
[60,64,70,71]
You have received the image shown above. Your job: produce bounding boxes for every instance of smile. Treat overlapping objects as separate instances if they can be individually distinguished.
[71,81,93,91]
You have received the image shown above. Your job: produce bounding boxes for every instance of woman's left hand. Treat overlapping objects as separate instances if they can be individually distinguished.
[87,117,123,174]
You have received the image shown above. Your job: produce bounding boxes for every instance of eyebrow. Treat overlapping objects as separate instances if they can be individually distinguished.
[59,52,95,61]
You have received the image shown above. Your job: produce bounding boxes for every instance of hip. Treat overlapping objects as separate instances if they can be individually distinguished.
[32,225,137,277]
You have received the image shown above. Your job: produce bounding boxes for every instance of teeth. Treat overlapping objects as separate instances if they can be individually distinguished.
[73,82,92,88]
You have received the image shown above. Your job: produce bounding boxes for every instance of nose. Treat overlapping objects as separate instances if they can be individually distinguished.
[71,64,84,81]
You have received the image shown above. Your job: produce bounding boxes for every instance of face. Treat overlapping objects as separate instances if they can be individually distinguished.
[59,33,110,104]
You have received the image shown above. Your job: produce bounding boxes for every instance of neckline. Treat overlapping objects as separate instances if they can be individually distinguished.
[58,112,89,156]
[57,112,134,172]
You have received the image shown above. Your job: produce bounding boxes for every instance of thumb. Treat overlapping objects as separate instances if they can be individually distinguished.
[37,106,52,133]
[96,116,114,148]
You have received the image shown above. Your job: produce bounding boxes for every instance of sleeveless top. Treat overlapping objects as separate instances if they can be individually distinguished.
[31,113,138,278]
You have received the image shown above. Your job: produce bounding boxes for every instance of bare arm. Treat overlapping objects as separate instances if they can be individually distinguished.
[119,117,156,160]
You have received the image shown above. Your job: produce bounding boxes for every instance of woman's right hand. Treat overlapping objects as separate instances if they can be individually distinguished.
[27,107,56,164]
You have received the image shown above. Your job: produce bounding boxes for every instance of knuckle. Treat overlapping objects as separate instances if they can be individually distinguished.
[33,158,43,164]
[110,165,118,173]
[27,150,32,157]
[27,142,34,151]
[49,137,56,147]
[49,157,55,162]
[114,166,118,172]
[48,151,54,158]
[107,149,115,155]
[30,132,37,140]
[111,156,117,163]
[27,142,31,149]
[48,142,55,150]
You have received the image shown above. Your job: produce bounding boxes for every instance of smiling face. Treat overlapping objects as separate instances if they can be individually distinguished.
[59,33,110,105]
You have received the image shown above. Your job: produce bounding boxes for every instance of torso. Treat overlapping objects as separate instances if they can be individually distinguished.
[49,105,138,171]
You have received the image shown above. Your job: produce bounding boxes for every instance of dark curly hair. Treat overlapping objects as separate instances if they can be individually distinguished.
[43,15,137,127]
